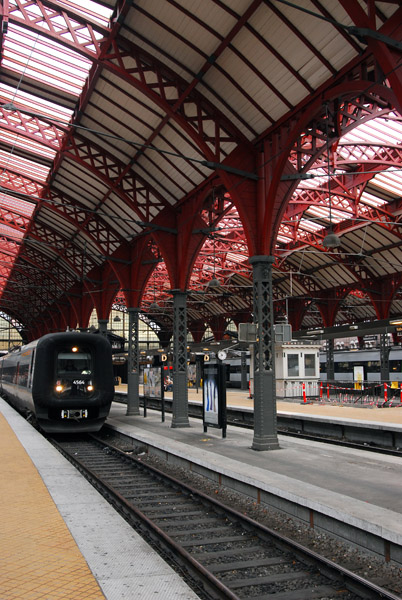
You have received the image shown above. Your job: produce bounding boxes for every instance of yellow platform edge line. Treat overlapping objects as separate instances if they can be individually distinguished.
[0,412,106,600]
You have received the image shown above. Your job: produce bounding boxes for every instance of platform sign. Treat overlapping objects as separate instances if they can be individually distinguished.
[202,362,226,437]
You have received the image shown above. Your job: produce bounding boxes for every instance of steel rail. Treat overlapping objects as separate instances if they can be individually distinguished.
[50,434,400,600]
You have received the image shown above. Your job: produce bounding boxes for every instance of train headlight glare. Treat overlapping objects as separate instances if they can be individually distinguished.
[87,384,94,392]
[56,384,63,392]
[72,346,78,353]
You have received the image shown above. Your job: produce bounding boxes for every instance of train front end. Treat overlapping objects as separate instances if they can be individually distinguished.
[33,332,114,433]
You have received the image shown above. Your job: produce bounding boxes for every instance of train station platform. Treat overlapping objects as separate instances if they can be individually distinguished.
[106,392,402,566]
[2,390,402,599]
[0,397,201,600]
[116,383,402,425]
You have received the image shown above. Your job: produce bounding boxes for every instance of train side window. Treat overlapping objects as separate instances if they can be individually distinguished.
[287,354,299,376]
[390,359,402,373]
[28,349,35,388]
[18,361,29,387]
[14,362,20,385]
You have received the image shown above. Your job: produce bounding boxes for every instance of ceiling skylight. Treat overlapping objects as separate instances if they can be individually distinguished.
[3,24,93,96]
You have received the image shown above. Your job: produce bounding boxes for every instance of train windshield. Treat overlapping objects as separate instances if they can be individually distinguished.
[57,351,92,375]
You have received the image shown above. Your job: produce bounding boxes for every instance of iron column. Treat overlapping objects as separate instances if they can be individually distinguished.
[171,290,190,428]
[250,255,280,451]
[126,307,141,416]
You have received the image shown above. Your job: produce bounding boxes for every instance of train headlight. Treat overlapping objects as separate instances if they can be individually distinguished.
[55,382,63,392]
[87,384,94,392]
[72,346,78,353]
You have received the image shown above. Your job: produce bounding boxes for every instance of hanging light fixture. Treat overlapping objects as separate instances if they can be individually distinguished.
[323,104,341,249]
[323,230,341,248]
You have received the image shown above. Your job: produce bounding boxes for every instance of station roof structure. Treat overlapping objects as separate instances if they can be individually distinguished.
[0,0,402,342]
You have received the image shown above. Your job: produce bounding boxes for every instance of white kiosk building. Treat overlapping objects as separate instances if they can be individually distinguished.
[274,341,321,400]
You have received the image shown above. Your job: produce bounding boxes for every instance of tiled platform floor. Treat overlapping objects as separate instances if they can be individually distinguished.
[0,413,105,600]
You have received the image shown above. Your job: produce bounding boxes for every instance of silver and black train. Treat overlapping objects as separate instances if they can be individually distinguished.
[0,331,114,433]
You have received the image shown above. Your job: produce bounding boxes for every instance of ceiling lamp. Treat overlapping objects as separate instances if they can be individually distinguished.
[323,231,341,248]
[207,277,220,288]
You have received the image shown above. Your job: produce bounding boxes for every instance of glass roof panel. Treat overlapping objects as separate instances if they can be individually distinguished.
[360,191,388,208]
[3,24,93,96]
[305,203,348,224]
[0,223,24,240]
[277,234,292,243]
[287,112,402,250]
[341,113,402,146]
[0,126,57,160]
[0,83,73,122]
[370,168,402,197]
[299,218,324,232]
[0,150,50,182]
[56,0,113,27]
[0,192,35,218]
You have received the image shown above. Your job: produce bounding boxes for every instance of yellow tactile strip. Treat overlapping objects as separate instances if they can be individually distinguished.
[0,414,106,600]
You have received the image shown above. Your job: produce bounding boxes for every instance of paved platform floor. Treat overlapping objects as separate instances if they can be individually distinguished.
[0,397,201,600]
[117,384,402,424]
[3,387,402,598]
[107,399,402,562]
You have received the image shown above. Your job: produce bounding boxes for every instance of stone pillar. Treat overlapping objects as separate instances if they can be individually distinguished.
[326,338,334,381]
[126,307,141,416]
[250,256,280,451]
[171,290,190,428]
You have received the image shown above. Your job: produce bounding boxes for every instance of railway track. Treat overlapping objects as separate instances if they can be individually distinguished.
[51,434,399,600]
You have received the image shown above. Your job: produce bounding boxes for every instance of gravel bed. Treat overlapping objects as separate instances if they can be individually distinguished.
[101,432,402,597]
[140,456,402,597]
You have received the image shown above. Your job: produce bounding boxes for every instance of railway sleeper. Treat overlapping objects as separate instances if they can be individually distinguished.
[208,556,288,572]
[248,584,349,600]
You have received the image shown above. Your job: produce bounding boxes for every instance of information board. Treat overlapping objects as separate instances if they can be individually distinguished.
[144,367,162,398]
[202,362,226,436]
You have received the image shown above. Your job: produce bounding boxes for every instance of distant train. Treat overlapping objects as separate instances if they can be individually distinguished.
[0,331,115,433]
[319,347,402,383]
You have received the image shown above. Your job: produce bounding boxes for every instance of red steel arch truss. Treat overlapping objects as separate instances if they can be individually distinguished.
[0,0,401,340]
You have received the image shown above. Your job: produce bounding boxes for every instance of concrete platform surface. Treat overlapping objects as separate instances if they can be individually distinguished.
[0,397,201,600]
[117,384,402,425]
[106,401,402,562]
